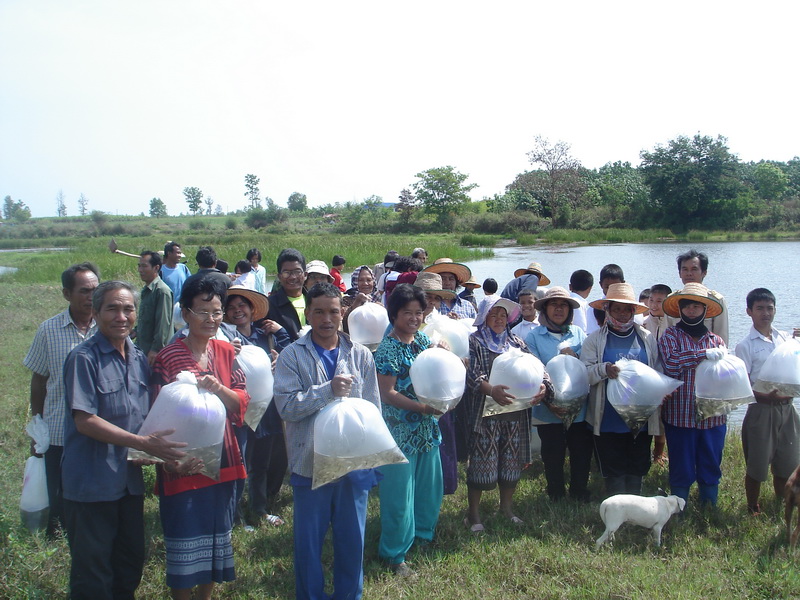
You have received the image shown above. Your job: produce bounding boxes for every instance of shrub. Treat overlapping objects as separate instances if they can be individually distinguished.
[188,219,208,231]
[225,217,238,230]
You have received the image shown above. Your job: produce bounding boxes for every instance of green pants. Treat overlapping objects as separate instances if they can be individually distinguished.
[378,447,443,564]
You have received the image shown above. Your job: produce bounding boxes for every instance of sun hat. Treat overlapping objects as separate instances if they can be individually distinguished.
[589,283,649,315]
[513,261,551,286]
[662,282,723,319]
[422,258,472,285]
[224,285,269,322]
[533,286,580,311]
[383,250,399,269]
[413,271,456,300]
[462,275,480,289]
[474,296,522,327]
[305,260,334,282]
[332,254,346,267]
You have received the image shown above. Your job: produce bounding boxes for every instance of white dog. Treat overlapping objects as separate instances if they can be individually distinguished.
[596,494,685,549]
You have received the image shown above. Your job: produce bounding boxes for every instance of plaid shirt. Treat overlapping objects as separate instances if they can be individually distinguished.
[439,295,477,320]
[658,326,726,429]
[23,309,97,446]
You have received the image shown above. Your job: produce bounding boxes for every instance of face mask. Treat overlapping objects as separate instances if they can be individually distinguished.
[605,310,634,333]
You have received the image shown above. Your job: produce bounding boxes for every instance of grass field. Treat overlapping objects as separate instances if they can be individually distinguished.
[2,281,800,599]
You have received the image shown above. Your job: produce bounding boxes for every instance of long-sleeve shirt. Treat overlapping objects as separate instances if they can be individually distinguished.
[658,326,726,429]
[136,276,173,355]
[274,332,380,478]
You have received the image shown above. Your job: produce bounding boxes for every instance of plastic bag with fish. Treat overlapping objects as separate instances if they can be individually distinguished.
[695,351,754,421]
[607,359,681,435]
[754,338,800,398]
[545,353,590,428]
[422,312,471,359]
[483,347,544,417]
[235,345,274,431]
[348,303,390,352]
[409,347,467,412]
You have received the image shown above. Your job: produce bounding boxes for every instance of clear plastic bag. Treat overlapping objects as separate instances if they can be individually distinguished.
[172,302,185,331]
[235,345,274,431]
[312,397,407,489]
[409,347,467,412]
[348,303,390,351]
[607,359,681,434]
[20,456,48,533]
[128,371,226,479]
[422,313,471,359]
[754,338,800,397]
[483,347,544,417]
[545,354,590,428]
[26,415,50,456]
[695,352,755,421]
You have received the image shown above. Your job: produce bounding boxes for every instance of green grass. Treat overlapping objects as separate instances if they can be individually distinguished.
[3,282,800,598]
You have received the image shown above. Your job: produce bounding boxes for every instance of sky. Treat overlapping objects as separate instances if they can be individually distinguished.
[1,1,798,218]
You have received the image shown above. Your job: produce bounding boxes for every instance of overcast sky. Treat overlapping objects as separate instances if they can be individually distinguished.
[2,1,798,218]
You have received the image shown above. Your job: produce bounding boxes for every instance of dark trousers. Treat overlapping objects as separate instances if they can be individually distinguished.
[537,422,593,500]
[44,444,63,536]
[594,431,652,478]
[63,494,145,600]
[247,430,288,516]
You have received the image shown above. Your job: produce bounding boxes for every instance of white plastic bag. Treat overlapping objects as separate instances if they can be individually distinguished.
[128,371,227,479]
[312,397,407,489]
[235,345,274,431]
[422,313,471,359]
[754,338,800,397]
[348,303,390,350]
[409,347,467,412]
[483,348,545,416]
[172,302,185,331]
[607,359,681,434]
[545,354,590,428]
[26,415,50,456]
[695,352,755,420]
[20,456,48,533]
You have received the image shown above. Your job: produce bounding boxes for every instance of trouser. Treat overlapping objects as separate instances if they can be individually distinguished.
[664,423,726,504]
[44,444,63,536]
[537,422,593,500]
[292,477,369,600]
[247,430,288,515]
[378,447,443,565]
[63,494,145,600]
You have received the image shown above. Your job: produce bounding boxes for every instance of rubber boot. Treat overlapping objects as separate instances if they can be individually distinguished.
[698,484,718,506]
[624,475,643,495]
[605,476,626,498]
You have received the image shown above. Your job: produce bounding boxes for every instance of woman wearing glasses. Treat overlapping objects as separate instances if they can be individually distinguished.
[151,275,249,600]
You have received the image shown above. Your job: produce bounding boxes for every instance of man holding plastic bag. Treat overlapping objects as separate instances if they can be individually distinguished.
[659,282,727,507]
[274,282,381,600]
[62,281,187,600]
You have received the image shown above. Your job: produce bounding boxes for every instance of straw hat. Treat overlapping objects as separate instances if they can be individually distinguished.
[422,258,472,285]
[589,283,649,315]
[462,275,480,289]
[662,282,723,319]
[534,286,580,311]
[225,285,269,322]
[413,271,456,300]
[305,260,333,282]
[513,261,551,285]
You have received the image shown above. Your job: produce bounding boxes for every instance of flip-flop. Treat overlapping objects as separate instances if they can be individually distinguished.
[265,514,284,527]
[509,515,524,526]
[463,517,484,533]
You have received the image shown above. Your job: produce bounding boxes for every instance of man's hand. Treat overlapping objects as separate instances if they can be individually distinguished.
[704,348,726,361]
[766,388,794,403]
[447,312,460,320]
[147,350,159,366]
[230,338,242,355]
[490,384,516,406]
[559,347,578,358]
[332,374,354,397]
[262,319,282,334]
[139,428,187,462]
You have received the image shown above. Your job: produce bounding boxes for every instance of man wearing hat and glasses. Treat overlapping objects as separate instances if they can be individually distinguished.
[658,282,727,507]
[500,261,551,305]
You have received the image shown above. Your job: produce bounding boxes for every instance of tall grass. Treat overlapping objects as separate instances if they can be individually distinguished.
[3,283,800,598]
[516,229,677,245]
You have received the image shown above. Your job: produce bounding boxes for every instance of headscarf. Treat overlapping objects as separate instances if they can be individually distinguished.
[347,265,379,301]
[538,301,573,335]
[676,298,708,338]
[604,301,635,334]
[474,295,513,354]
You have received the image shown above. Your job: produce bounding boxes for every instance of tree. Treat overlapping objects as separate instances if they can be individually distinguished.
[77,193,89,216]
[5,198,31,222]
[204,195,214,215]
[3,195,13,220]
[56,189,67,217]
[287,192,308,212]
[753,162,788,201]
[396,188,417,224]
[412,166,477,228]
[183,187,203,215]
[640,134,744,229]
[526,136,585,226]
[214,204,223,215]
[149,197,168,218]
[244,174,261,209]
[594,161,652,223]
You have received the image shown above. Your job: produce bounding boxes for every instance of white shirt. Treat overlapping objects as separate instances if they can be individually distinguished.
[570,291,591,334]
[511,319,537,342]
[734,325,790,385]
[233,270,257,290]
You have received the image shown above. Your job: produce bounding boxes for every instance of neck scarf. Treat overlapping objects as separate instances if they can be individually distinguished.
[539,306,573,334]
[605,310,635,333]
[476,323,512,354]
[676,301,708,338]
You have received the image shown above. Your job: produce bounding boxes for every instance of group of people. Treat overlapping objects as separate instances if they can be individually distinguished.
[24,242,799,599]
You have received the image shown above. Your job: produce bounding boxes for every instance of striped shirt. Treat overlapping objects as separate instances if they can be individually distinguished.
[23,309,97,446]
[658,326,726,429]
[274,332,380,478]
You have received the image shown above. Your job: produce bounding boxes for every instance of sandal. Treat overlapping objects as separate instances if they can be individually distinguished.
[264,514,284,527]
[463,517,484,534]
[509,515,524,526]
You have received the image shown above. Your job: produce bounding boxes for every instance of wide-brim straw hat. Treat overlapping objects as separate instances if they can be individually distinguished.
[413,271,456,300]
[589,283,649,315]
[225,285,269,322]
[662,282,723,319]
[462,275,480,289]
[534,286,580,311]
[422,258,472,285]
[513,261,551,286]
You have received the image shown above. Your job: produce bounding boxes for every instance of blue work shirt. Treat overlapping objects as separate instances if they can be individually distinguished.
[62,333,150,502]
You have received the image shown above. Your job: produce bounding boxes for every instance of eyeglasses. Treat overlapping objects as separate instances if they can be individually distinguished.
[187,308,224,320]
[280,269,305,278]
